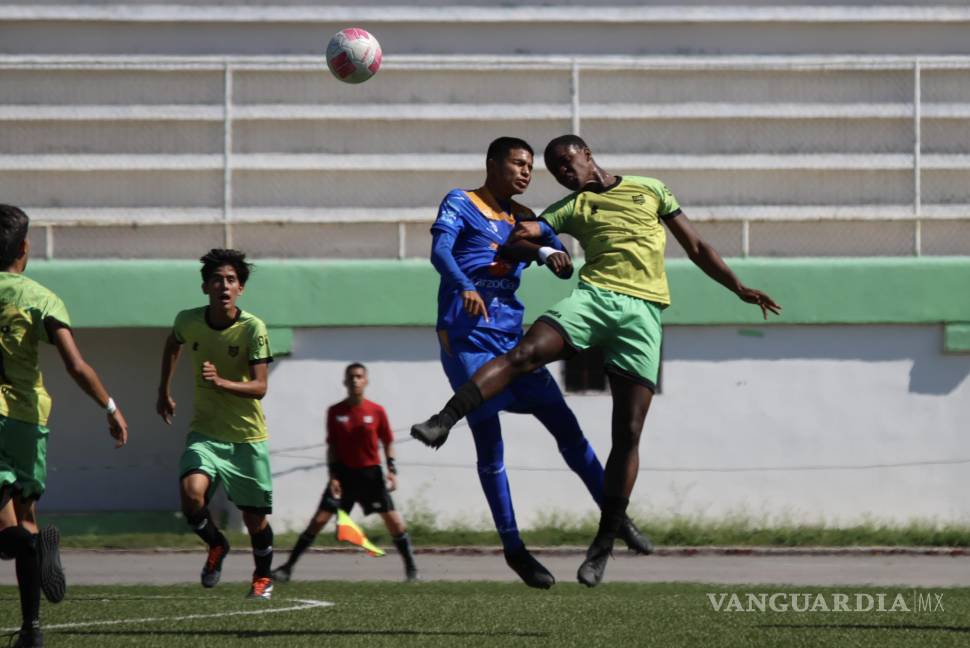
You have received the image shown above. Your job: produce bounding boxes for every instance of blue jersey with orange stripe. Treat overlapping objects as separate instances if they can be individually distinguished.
[431,188,540,337]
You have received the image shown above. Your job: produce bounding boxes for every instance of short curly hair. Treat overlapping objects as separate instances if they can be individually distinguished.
[199,248,253,285]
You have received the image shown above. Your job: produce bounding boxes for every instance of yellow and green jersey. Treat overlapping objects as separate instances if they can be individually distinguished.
[0,273,70,425]
[172,307,272,443]
[540,176,682,305]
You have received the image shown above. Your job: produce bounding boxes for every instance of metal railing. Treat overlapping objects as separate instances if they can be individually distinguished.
[2,55,969,258]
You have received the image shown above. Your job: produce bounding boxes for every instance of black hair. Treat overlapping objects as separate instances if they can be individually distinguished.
[544,134,589,162]
[199,248,253,285]
[345,362,367,376]
[0,205,30,270]
[486,136,534,163]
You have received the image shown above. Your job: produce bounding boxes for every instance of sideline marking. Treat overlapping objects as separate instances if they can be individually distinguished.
[2,598,334,632]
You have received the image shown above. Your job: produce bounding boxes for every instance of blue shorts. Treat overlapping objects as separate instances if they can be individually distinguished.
[439,328,566,425]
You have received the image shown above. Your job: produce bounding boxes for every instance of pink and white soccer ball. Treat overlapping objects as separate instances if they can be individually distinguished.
[326,28,382,84]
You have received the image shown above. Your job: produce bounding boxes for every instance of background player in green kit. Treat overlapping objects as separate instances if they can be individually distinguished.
[412,135,781,587]
[0,204,129,648]
[156,249,276,600]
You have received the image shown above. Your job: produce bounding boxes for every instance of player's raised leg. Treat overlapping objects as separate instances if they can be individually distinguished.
[577,373,653,587]
[411,321,570,448]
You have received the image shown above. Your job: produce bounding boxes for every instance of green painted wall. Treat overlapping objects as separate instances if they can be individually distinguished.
[25,257,970,329]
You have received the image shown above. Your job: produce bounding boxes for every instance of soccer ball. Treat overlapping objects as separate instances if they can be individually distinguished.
[326,28,382,84]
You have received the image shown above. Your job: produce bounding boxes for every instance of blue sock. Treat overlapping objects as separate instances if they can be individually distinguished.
[470,417,524,553]
[533,402,605,507]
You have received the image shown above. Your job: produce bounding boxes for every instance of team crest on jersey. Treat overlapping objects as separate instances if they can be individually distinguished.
[489,221,499,233]
[632,194,645,205]
[336,415,350,423]
[363,415,374,423]
[228,346,239,357]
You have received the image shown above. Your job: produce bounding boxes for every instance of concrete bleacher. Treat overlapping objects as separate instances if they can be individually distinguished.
[1,3,969,259]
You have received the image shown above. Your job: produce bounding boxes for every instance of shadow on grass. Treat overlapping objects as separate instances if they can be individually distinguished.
[762,623,970,634]
[55,628,548,639]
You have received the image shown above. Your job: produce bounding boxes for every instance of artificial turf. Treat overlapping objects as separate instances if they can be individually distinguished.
[2,581,968,647]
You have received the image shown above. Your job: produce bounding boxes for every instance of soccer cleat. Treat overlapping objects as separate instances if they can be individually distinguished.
[410,414,451,449]
[200,540,230,588]
[504,546,555,589]
[38,525,66,603]
[618,516,655,555]
[577,537,613,588]
[9,628,43,647]
[405,566,419,582]
[247,575,273,600]
[270,564,292,583]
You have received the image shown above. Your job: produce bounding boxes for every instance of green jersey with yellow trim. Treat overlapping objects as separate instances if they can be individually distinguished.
[0,273,71,425]
[172,307,272,443]
[540,176,682,305]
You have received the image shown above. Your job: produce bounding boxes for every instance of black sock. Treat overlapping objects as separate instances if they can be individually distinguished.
[393,532,416,571]
[251,525,273,578]
[286,529,317,569]
[186,508,225,548]
[597,496,629,543]
[0,527,40,633]
[439,382,484,429]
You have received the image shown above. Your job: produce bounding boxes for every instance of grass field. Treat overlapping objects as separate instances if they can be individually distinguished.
[3,582,969,647]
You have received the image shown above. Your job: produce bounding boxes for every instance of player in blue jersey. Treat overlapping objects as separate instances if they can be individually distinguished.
[430,137,653,588]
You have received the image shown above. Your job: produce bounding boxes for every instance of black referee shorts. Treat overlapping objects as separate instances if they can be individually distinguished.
[320,464,395,516]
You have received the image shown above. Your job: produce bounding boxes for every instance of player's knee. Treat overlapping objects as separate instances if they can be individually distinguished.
[507,340,540,372]
[243,512,268,534]
[476,459,505,477]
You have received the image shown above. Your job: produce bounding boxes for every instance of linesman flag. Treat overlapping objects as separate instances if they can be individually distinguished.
[335,509,385,557]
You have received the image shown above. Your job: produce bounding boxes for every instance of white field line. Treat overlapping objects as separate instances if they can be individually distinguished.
[2,598,333,632]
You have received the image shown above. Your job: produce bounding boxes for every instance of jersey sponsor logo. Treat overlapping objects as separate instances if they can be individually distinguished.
[473,277,517,291]
[336,415,350,423]
[363,415,374,423]
[228,345,239,357]
[632,194,646,205]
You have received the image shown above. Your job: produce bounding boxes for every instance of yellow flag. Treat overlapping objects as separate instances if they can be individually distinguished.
[335,509,385,557]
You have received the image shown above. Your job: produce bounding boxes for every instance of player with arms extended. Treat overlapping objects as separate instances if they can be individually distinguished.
[272,362,418,582]
[0,204,129,647]
[157,249,276,599]
[425,137,653,588]
[412,135,781,587]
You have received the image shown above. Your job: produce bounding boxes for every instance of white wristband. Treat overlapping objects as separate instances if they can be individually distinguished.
[538,246,561,263]
[105,397,117,414]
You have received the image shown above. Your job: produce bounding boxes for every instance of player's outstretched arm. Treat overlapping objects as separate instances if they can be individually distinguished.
[47,320,129,447]
[156,332,182,424]
[666,212,782,320]
[201,360,268,399]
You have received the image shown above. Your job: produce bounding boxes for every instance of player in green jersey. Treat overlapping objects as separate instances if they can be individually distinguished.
[0,205,129,647]
[412,135,781,587]
[156,249,276,600]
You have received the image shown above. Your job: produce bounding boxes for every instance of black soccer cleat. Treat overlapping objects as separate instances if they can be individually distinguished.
[10,627,43,647]
[618,516,655,555]
[505,546,555,589]
[410,414,451,449]
[577,537,613,588]
[201,539,230,588]
[405,565,419,582]
[38,525,66,603]
[270,564,292,583]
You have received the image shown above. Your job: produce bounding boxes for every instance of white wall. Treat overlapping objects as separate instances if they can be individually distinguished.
[36,324,970,529]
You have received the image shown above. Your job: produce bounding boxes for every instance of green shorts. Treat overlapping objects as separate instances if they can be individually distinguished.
[179,431,273,514]
[537,281,663,391]
[0,415,49,500]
